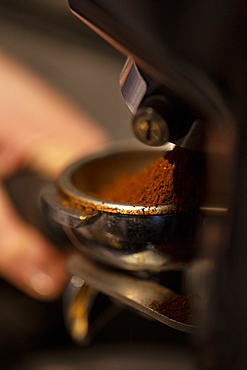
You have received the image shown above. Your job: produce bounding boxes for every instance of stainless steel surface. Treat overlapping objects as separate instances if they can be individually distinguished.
[64,277,98,344]
[176,120,206,152]
[120,58,147,114]
[41,141,199,271]
[67,253,197,334]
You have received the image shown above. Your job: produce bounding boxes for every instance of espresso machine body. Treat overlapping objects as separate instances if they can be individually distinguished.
[50,1,247,368]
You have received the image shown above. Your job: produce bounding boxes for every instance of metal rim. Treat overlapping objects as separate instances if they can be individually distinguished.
[57,140,176,215]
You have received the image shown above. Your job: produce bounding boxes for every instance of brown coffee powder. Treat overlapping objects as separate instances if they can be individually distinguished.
[93,146,204,211]
[150,294,201,325]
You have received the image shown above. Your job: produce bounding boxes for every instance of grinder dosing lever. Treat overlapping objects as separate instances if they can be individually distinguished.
[120,58,204,150]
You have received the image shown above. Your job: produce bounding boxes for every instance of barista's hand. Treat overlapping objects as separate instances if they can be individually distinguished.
[0,52,108,300]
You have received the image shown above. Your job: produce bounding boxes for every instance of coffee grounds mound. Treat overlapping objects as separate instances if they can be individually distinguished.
[93,146,204,211]
[150,294,201,325]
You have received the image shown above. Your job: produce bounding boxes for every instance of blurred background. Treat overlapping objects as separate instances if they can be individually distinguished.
[0,0,132,139]
[0,1,193,368]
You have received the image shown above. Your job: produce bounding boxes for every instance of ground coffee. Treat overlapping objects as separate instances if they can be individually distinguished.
[94,146,204,211]
[150,294,201,325]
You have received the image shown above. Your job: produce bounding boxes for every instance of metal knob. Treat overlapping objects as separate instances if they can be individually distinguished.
[132,107,169,146]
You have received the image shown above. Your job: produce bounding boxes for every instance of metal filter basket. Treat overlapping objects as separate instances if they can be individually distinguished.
[41,141,198,272]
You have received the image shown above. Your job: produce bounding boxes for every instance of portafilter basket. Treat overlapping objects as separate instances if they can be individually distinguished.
[41,141,199,272]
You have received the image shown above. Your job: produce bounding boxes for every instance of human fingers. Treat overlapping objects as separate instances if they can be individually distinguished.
[0,52,108,300]
[0,183,68,300]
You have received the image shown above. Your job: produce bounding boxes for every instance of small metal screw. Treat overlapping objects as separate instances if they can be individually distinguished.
[132,107,169,146]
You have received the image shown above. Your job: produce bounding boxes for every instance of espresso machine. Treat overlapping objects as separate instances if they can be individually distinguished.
[41,1,247,369]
